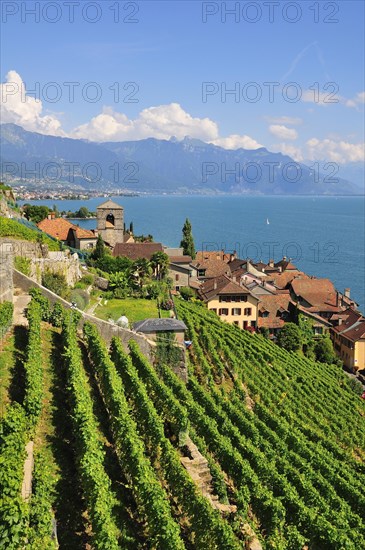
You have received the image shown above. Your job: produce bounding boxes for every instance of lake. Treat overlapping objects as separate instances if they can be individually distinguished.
[19,195,365,311]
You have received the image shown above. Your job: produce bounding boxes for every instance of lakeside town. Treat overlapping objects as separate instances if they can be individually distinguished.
[1,185,364,378]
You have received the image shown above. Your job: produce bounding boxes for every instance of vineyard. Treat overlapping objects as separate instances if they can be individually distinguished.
[0,297,364,549]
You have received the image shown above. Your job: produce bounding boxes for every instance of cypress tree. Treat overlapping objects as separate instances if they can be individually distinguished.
[180,218,196,259]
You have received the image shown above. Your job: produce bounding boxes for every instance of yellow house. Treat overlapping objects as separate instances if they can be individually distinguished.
[199,275,259,329]
[331,308,365,372]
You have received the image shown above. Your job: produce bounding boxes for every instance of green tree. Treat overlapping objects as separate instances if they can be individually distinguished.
[314,336,336,364]
[75,206,90,218]
[24,205,50,223]
[92,234,106,260]
[179,286,195,301]
[133,258,152,290]
[150,251,170,280]
[180,218,196,259]
[276,322,302,352]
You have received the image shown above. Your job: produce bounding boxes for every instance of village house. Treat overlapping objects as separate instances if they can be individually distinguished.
[37,217,97,250]
[257,291,293,336]
[166,255,197,291]
[191,257,232,281]
[199,274,259,329]
[331,308,365,372]
[289,277,344,320]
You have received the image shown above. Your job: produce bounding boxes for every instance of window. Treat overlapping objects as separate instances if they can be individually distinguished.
[219,308,229,316]
[260,311,269,318]
[175,274,179,281]
[219,296,231,302]
[198,269,206,277]
[232,308,241,316]
[176,286,180,291]
[210,308,217,313]
[244,308,252,316]
[251,321,256,328]
[243,321,248,329]
[234,321,239,326]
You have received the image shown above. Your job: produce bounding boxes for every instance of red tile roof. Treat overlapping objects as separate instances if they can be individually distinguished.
[199,275,253,302]
[113,242,163,260]
[191,259,231,278]
[332,308,365,342]
[38,218,74,241]
[290,277,340,311]
[168,255,192,264]
[268,271,308,289]
[38,218,95,241]
[195,250,232,263]
[257,291,292,330]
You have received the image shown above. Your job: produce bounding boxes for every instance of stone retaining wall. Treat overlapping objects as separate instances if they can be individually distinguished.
[0,243,14,303]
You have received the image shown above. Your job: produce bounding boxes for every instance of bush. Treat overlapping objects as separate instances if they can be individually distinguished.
[14,256,31,276]
[259,327,270,338]
[314,336,336,364]
[276,323,302,352]
[29,288,51,321]
[50,302,64,327]
[42,271,69,299]
[179,286,195,301]
[70,289,90,310]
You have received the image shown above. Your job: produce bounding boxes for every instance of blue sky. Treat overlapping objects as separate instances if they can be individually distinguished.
[1,0,364,167]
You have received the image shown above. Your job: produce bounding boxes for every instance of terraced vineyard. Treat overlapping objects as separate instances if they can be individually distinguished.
[0,297,364,549]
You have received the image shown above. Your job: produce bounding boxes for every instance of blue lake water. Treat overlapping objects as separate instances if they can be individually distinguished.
[20,196,365,311]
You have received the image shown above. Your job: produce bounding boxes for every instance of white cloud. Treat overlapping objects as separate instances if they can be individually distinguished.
[211,134,263,150]
[72,103,220,142]
[345,91,365,108]
[269,124,298,141]
[0,71,263,150]
[270,143,304,162]
[0,70,65,135]
[265,116,302,126]
[305,138,365,163]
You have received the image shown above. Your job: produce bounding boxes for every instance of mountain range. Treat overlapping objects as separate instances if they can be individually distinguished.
[0,123,361,195]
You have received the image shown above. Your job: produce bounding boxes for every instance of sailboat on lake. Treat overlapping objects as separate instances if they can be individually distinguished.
[266,218,270,225]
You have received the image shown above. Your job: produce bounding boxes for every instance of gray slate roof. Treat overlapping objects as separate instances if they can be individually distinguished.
[133,318,187,333]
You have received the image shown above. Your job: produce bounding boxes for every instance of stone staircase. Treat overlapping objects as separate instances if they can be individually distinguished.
[180,436,236,515]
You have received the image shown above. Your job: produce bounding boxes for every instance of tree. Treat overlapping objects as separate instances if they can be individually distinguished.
[276,323,302,352]
[314,336,336,364]
[179,286,195,301]
[133,258,152,290]
[75,206,90,218]
[150,251,170,280]
[24,205,50,223]
[180,218,196,259]
[92,234,106,260]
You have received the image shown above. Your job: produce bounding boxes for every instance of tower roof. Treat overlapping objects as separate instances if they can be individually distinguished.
[97,199,123,210]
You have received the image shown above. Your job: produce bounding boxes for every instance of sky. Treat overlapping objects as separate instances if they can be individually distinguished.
[1,0,364,169]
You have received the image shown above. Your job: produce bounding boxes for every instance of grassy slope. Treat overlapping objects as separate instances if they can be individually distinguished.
[94,297,170,324]
[0,217,59,250]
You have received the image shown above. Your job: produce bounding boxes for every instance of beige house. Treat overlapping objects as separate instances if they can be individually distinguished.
[199,275,259,329]
[167,255,196,291]
[331,308,365,372]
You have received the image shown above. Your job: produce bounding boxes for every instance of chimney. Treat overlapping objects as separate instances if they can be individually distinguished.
[269,259,274,268]
[213,280,217,290]
[232,276,236,283]
[283,256,287,261]
[338,318,342,326]
[344,288,350,299]
[279,266,282,273]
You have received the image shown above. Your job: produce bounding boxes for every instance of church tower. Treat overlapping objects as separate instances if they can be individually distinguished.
[96,200,124,247]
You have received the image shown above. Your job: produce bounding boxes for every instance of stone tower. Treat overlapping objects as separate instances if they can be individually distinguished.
[96,200,124,247]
